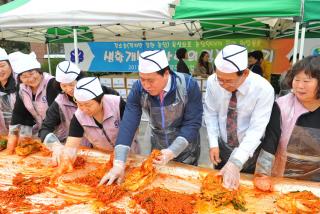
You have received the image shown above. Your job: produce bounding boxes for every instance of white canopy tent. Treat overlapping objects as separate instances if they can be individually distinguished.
[0,0,176,27]
[0,0,309,71]
[0,0,201,42]
[0,21,201,43]
[0,0,201,68]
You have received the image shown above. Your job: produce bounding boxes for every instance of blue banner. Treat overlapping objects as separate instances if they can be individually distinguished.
[64,39,271,72]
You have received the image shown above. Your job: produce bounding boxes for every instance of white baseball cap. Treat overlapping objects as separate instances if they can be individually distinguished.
[74,77,103,102]
[139,50,169,73]
[9,51,41,74]
[56,61,81,83]
[214,44,248,73]
[0,48,9,61]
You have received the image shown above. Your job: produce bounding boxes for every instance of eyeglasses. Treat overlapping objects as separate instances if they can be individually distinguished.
[214,74,244,86]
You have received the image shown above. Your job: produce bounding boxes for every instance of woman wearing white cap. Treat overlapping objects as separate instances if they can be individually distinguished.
[0,47,17,135]
[53,77,136,169]
[39,61,121,153]
[5,51,60,154]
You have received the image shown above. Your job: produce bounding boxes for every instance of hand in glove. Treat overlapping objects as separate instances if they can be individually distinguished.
[43,133,64,166]
[48,142,65,166]
[253,174,273,191]
[58,146,77,168]
[19,125,33,137]
[50,147,77,184]
[4,135,18,155]
[218,161,240,190]
[99,160,125,185]
[153,149,175,165]
[5,125,32,155]
[57,147,77,172]
[153,137,189,165]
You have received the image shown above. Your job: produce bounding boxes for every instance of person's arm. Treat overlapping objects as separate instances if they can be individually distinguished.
[115,81,142,147]
[10,92,35,126]
[253,102,281,191]
[68,115,85,138]
[56,116,83,166]
[50,135,82,178]
[204,76,220,147]
[99,82,143,186]
[46,78,61,106]
[114,81,143,160]
[193,65,201,76]
[228,84,275,170]
[204,75,221,165]
[38,101,62,142]
[119,98,126,119]
[255,103,281,176]
[6,92,35,154]
[168,76,203,157]
[154,75,203,165]
[49,115,84,168]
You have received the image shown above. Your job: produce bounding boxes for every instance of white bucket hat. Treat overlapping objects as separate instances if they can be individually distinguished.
[8,51,41,74]
[0,47,9,61]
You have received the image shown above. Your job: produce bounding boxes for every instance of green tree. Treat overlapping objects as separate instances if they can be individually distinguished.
[41,58,65,75]
[0,40,30,54]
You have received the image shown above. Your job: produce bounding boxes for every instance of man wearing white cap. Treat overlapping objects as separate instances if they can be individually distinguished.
[5,51,60,154]
[99,49,203,186]
[204,44,274,190]
[0,47,17,135]
[39,61,123,163]
[52,77,137,173]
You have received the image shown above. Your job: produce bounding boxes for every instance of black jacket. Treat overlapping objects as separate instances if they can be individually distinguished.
[11,78,60,127]
[39,86,125,141]
[177,59,190,75]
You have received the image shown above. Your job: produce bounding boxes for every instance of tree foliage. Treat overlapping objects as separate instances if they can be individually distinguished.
[0,40,30,54]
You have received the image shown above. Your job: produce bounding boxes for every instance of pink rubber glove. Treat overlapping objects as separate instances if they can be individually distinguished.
[219,161,240,190]
[153,149,175,165]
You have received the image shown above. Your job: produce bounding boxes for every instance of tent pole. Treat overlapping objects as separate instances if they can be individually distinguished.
[293,20,300,64]
[299,23,306,60]
[298,0,305,61]
[46,43,52,75]
[73,27,79,65]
